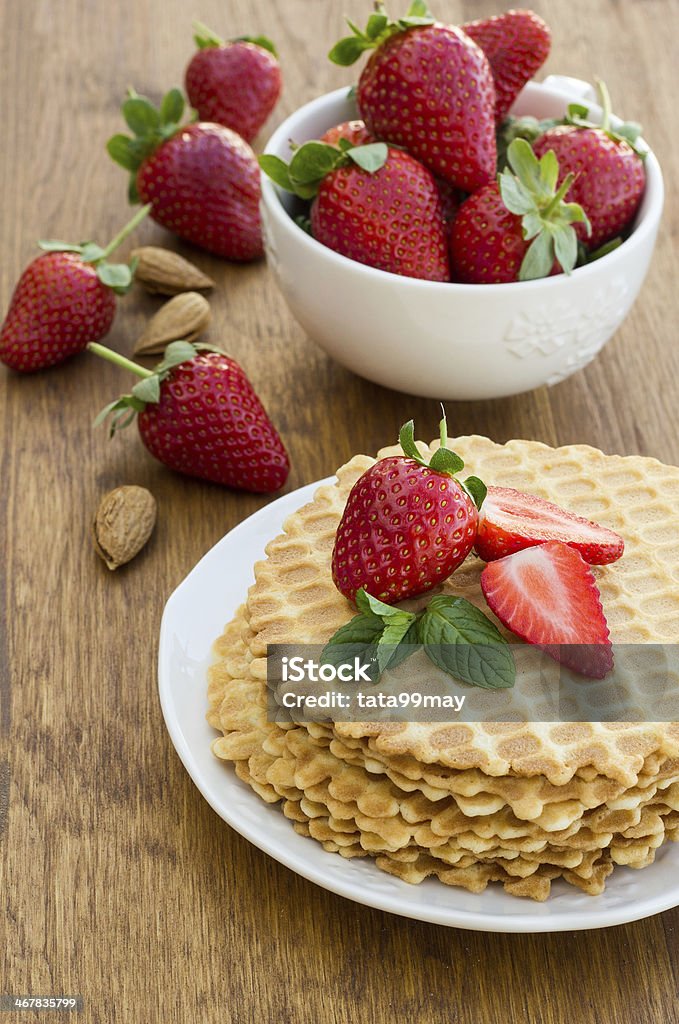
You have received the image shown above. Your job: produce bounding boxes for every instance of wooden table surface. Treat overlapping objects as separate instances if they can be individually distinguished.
[1,0,678,1021]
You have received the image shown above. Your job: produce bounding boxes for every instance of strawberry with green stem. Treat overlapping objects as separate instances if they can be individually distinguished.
[0,205,150,373]
[89,340,289,492]
[185,21,282,143]
[332,413,486,604]
[329,1,497,192]
[449,138,591,284]
[260,139,449,281]
[107,88,263,261]
[533,81,646,250]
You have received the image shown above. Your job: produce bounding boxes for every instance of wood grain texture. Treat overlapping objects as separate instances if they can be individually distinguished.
[1,1,678,1021]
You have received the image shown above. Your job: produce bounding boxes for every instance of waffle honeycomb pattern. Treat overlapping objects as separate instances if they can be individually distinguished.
[207,436,679,899]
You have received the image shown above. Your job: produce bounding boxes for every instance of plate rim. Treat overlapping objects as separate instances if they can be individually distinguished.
[158,478,679,933]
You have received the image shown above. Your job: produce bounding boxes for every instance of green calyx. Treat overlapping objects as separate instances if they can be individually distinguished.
[192,19,278,56]
[328,0,434,66]
[564,80,646,158]
[38,204,151,295]
[107,87,191,203]
[398,412,486,510]
[321,588,515,689]
[499,138,591,281]
[259,139,388,199]
[88,339,217,435]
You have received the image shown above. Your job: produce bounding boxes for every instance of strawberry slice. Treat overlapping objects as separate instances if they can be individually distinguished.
[475,486,624,565]
[480,541,614,679]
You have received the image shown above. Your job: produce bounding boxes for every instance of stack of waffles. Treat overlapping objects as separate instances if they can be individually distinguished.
[207,435,679,900]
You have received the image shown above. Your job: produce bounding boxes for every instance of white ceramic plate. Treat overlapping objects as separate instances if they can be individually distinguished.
[159,479,679,932]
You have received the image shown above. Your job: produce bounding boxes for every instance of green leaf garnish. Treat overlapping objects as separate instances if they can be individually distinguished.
[418,596,516,689]
[322,589,515,689]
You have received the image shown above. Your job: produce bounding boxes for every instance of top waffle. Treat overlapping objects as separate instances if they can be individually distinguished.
[246,435,679,784]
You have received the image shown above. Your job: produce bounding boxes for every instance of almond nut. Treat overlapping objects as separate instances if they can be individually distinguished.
[131,246,215,295]
[93,486,157,570]
[133,292,212,356]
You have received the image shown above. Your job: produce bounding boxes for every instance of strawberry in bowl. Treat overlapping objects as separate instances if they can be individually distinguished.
[257,2,663,399]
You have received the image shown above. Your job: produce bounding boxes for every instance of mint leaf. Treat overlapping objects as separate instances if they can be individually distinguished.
[419,596,515,689]
[377,619,420,673]
[355,588,415,625]
[320,613,384,683]
[377,618,417,673]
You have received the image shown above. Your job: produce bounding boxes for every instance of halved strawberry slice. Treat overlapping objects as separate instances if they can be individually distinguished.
[480,541,614,679]
[475,486,624,565]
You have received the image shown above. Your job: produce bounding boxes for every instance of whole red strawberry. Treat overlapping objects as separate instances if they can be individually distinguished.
[329,3,496,192]
[185,22,282,143]
[90,341,289,492]
[0,206,149,373]
[449,139,590,284]
[321,120,374,147]
[463,9,551,125]
[332,416,485,603]
[108,89,263,261]
[260,140,449,281]
[533,87,646,250]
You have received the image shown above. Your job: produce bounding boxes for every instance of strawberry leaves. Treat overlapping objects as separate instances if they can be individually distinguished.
[89,339,217,435]
[322,588,515,689]
[259,141,388,199]
[499,139,591,280]
[192,19,278,56]
[37,205,150,295]
[329,1,435,65]
[398,412,487,510]
[107,88,190,203]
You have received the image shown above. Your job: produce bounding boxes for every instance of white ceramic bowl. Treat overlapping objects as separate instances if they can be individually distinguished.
[260,77,663,400]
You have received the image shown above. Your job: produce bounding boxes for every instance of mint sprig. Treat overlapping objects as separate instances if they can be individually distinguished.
[321,588,515,690]
[328,1,434,66]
